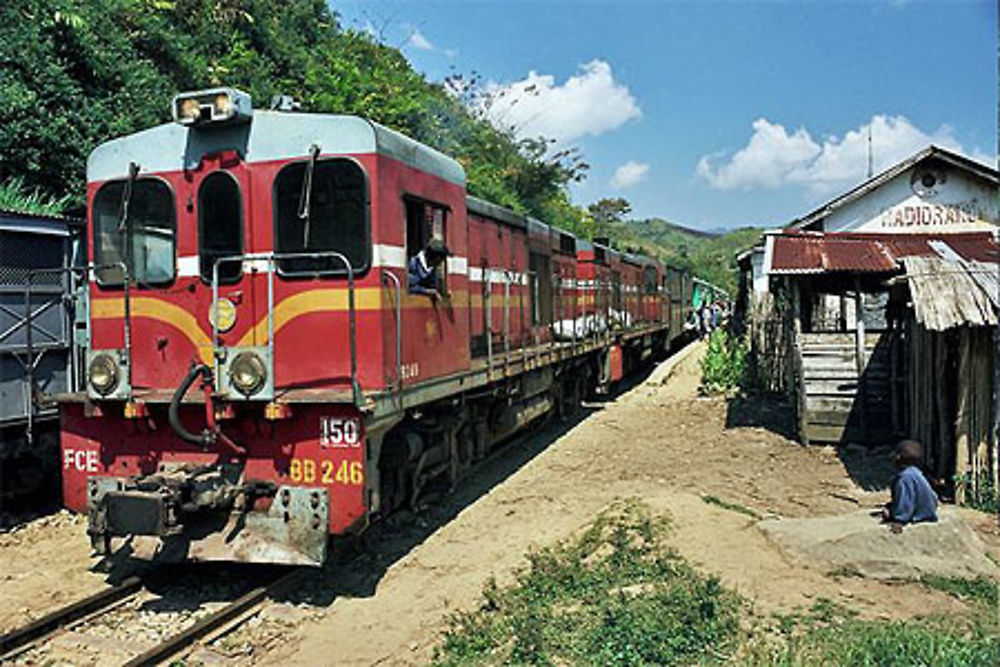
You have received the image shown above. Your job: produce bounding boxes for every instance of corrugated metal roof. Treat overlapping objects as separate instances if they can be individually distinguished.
[770,235,897,274]
[903,255,997,331]
[768,231,999,274]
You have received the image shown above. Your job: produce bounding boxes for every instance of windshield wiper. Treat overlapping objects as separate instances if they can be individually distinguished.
[116,162,140,283]
[117,162,140,233]
[298,145,321,248]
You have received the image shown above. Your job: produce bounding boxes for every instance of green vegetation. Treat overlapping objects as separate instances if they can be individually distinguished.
[751,591,999,666]
[700,494,762,520]
[753,618,999,666]
[922,575,999,608]
[700,328,752,395]
[0,176,73,215]
[434,500,740,666]
[0,0,586,229]
[955,472,998,515]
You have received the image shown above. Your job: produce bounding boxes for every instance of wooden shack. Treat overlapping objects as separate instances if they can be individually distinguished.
[738,146,998,501]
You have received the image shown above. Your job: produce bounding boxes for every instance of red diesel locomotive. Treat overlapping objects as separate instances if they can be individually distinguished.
[58,88,695,566]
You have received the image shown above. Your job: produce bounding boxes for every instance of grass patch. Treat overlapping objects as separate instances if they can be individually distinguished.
[749,618,1000,666]
[701,494,762,520]
[922,575,999,608]
[434,499,740,666]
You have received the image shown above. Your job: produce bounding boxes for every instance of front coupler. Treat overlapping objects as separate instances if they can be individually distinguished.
[87,463,329,566]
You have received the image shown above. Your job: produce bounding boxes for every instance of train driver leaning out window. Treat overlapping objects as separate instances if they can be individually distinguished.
[407,238,451,301]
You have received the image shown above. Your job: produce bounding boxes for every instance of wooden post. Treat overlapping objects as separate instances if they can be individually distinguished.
[854,281,867,442]
[792,280,808,445]
[955,328,971,504]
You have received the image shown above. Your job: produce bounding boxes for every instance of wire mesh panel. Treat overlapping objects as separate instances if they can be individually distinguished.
[0,226,74,425]
[0,231,66,286]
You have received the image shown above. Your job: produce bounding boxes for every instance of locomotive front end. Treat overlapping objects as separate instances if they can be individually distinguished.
[59,89,389,566]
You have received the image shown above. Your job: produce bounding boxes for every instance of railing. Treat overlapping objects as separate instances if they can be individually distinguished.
[381,269,402,395]
[212,251,359,405]
[485,267,493,370]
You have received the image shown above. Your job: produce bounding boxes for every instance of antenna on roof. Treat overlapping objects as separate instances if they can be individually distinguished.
[867,124,874,179]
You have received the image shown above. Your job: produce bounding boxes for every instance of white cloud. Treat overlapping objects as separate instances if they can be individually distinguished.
[407,28,434,50]
[696,114,987,193]
[611,161,650,188]
[479,60,641,143]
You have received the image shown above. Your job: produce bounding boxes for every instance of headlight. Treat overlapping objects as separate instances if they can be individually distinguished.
[88,354,120,396]
[208,298,237,333]
[177,97,201,125]
[229,352,266,396]
[213,93,231,117]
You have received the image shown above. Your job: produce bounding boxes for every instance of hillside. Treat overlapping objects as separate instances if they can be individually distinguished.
[604,218,762,295]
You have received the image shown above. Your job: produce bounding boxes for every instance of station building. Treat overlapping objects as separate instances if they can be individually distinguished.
[737,145,998,502]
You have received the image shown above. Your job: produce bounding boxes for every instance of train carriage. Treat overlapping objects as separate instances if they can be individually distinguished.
[57,89,705,566]
[1,210,84,501]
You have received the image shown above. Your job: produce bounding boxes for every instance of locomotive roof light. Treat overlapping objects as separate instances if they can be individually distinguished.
[229,351,267,396]
[172,87,252,127]
[88,353,120,396]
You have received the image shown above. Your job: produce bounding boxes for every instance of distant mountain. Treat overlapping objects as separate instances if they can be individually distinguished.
[632,217,721,240]
[604,217,763,296]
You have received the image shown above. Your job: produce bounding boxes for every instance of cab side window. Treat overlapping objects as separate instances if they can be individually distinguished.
[404,196,448,288]
[198,171,243,283]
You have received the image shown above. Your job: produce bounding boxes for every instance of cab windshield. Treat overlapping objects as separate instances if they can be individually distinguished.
[93,178,175,286]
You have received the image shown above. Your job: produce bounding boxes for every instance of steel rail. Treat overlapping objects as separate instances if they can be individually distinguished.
[121,568,305,667]
[0,575,143,658]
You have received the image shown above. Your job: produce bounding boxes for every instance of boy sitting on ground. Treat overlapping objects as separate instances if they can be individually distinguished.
[881,439,938,532]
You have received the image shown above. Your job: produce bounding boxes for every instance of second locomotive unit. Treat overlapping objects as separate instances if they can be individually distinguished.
[58,88,696,565]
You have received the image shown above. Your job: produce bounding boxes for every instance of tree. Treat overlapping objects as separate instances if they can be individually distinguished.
[587,198,632,238]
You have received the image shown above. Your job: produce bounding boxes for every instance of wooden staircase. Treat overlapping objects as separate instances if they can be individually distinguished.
[797,332,897,445]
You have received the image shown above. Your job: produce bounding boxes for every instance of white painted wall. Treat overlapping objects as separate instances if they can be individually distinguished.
[822,164,997,234]
[751,250,768,295]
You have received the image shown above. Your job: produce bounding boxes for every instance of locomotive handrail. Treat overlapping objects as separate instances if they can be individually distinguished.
[502,269,512,367]
[380,268,402,396]
[212,251,360,405]
[484,267,493,371]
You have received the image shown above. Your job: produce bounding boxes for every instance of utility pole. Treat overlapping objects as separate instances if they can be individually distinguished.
[866,124,874,179]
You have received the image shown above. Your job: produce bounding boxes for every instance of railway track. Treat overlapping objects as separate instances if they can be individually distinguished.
[0,567,304,665]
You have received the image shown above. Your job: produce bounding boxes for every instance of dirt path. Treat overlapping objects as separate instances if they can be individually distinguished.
[237,343,995,666]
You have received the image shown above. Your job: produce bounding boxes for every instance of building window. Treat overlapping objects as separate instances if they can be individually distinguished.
[274,158,369,276]
[93,178,175,286]
[198,171,243,283]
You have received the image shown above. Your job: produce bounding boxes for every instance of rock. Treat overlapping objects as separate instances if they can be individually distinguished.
[759,508,999,580]
[260,603,309,625]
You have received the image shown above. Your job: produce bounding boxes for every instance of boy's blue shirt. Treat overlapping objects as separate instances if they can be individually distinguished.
[407,252,437,295]
[891,465,938,523]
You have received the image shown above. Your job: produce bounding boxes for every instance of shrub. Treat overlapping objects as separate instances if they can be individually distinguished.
[700,328,751,395]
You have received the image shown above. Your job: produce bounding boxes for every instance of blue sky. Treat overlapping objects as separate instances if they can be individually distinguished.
[332,0,996,231]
